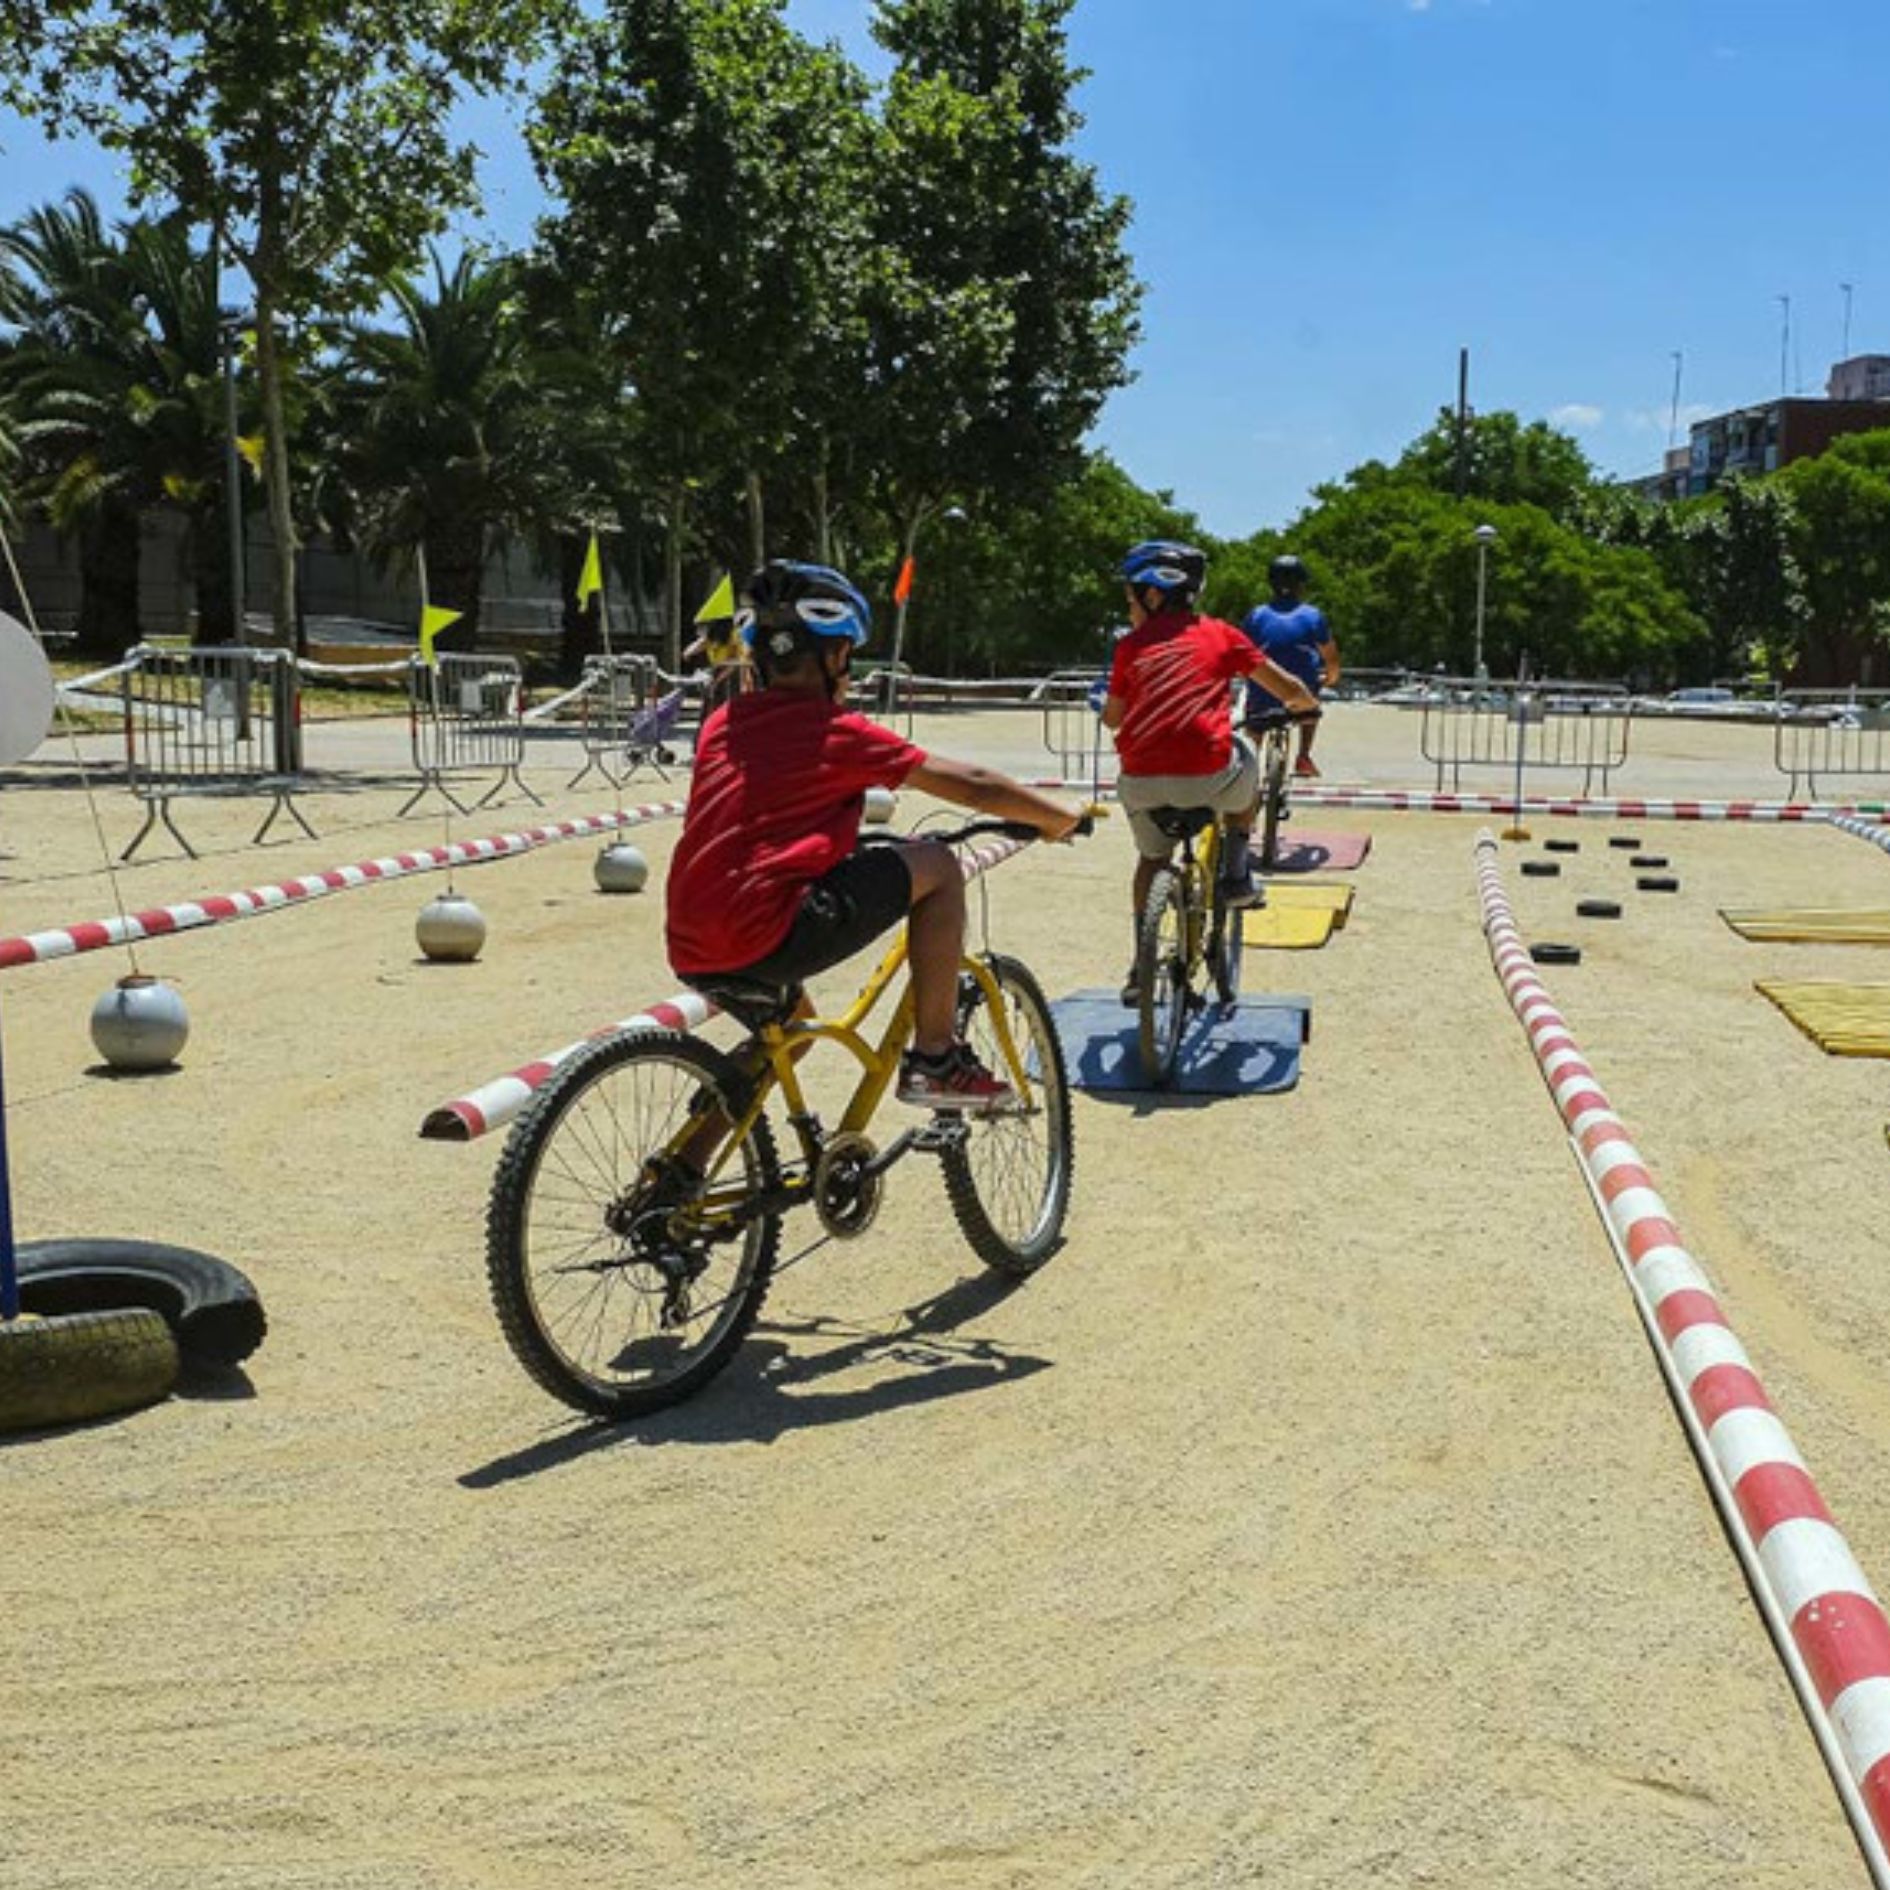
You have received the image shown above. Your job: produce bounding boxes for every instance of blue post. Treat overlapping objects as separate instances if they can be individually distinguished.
[0,1000,17,1320]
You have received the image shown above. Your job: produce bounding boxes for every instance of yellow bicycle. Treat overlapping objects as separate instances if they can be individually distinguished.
[485,818,1083,1417]
[1134,810,1245,1085]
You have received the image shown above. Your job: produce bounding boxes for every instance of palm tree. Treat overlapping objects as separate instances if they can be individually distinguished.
[334,248,559,639]
[0,192,236,654]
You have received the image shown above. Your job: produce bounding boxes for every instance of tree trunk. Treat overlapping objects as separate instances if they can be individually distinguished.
[73,497,143,659]
[664,485,685,673]
[190,496,235,645]
[252,288,300,660]
[426,516,486,644]
[744,468,765,570]
[812,456,832,566]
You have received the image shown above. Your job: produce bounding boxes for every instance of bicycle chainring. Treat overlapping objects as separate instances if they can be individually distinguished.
[813,1132,883,1240]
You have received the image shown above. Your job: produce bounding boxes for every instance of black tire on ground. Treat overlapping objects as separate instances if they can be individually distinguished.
[485,1029,783,1419]
[1577,899,1623,919]
[1608,836,1642,849]
[1529,942,1583,966]
[1135,866,1188,1088]
[942,954,1075,1279]
[1631,855,1669,868]
[1638,876,1681,893]
[1521,861,1562,878]
[0,1308,179,1434]
[1545,839,1581,854]
[12,1239,265,1368]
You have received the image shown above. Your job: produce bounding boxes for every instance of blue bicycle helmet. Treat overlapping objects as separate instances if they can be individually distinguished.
[738,560,872,660]
[1119,539,1207,602]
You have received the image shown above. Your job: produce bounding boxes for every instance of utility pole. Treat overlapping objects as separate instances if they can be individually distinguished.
[1777,293,1791,398]
[1668,350,1684,452]
[1453,347,1470,500]
[1841,282,1856,364]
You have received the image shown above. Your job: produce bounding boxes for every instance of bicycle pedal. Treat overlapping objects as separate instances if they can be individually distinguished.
[913,1117,970,1153]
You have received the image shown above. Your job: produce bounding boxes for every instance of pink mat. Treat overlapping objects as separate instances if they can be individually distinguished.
[1269,829,1373,874]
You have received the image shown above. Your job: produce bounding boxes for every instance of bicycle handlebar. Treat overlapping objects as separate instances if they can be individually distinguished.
[866,811,1099,849]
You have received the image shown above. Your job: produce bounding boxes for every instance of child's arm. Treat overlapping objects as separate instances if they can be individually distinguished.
[1241,649,1318,713]
[905,757,1083,839]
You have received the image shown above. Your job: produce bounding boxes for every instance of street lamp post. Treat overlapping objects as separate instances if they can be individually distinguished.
[1472,522,1498,683]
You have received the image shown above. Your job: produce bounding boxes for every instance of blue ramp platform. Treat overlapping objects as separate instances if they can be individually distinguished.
[1049,989,1311,1097]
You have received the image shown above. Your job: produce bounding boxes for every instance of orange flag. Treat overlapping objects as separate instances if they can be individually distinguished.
[893,556,915,605]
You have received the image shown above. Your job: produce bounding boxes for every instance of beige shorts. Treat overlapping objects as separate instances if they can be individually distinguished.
[1117,738,1260,859]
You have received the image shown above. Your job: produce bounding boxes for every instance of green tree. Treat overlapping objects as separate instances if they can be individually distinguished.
[1364,408,1598,519]
[1780,447,1890,686]
[1,0,562,654]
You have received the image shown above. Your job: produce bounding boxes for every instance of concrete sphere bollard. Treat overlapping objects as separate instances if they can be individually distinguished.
[863,786,897,825]
[90,974,190,1071]
[593,841,650,895]
[416,891,487,963]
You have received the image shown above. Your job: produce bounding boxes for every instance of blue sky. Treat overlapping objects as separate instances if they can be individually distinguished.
[3,0,1886,535]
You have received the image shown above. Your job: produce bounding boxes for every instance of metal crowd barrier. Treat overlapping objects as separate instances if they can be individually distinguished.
[566,654,663,789]
[1774,689,1890,800]
[1419,676,1632,793]
[120,644,312,860]
[402,653,543,816]
[1036,668,1110,778]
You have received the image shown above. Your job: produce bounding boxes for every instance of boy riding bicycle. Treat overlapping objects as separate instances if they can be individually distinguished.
[1101,540,1317,1004]
[1242,553,1339,776]
[666,560,1082,1110]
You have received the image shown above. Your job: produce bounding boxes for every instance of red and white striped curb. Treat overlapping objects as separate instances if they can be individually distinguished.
[1299,787,1890,822]
[422,828,1039,1145]
[0,801,686,972]
[1475,829,1890,1879]
[1827,812,1890,857]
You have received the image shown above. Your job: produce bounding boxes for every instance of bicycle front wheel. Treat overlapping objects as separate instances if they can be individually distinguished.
[1212,897,1245,1003]
[1135,865,1188,1086]
[943,954,1074,1277]
[485,1030,782,1418]
[1259,733,1290,870]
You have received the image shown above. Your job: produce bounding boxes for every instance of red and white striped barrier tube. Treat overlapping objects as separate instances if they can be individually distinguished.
[422,827,1041,1145]
[0,801,686,972]
[1298,787,1890,823]
[1475,829,1890,1880]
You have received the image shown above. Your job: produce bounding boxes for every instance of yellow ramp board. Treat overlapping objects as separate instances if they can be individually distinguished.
[1757,980,1890,1057]
[1723,908,1890,944]
[1264,881,1355,928]
[1244,904,1340,950]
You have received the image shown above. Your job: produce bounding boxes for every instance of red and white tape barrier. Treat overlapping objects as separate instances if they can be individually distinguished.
[1827,812,1890,857]
[1299,787,1890,823]
[1475,829,1890,1881]
[422,828,1039,1145]
[0,801,686,972]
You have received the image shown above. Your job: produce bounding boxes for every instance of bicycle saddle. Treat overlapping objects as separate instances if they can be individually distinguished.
[1145,805,1216,841]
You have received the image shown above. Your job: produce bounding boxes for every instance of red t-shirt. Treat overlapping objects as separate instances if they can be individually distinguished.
[1108,610,1253,775]
[665,689,927,975]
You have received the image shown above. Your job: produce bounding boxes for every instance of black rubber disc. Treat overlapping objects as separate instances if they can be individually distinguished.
[1529,942,1583,965]
[1577,899,1623,919]
[1608,836,1642,849]
[1637,876,1680,893]
[1630,855,1668,868]
[1520,861,1562,877]
[1544,839,1581,854]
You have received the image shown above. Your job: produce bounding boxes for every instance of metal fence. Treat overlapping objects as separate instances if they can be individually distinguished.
[565,654,664,789]
[1035,668,1111,780]
[402,653,542,816]
[1419,677,1633,793]
[1774,690,1890,800]
[120,644,311,860]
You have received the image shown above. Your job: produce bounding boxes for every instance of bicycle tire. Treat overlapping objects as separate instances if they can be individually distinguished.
[942,955,1074,1278]
[1258,732,1289,871]
[1135,866,1188,1086]
[1211,893,1245,1003]
[485,1030,783,1418]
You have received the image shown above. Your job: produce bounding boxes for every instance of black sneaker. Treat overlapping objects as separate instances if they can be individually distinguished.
[1218,868,1264,909]
[1120,966,1142,1006]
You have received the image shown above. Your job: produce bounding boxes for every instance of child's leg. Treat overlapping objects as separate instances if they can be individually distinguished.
[900,839,966,1057]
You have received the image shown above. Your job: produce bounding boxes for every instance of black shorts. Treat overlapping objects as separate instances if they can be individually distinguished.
[696,844,913,1000]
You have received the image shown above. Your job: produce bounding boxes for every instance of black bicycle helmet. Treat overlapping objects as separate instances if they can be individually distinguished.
[1119,539,1207,604]
[1269,554,1309,593]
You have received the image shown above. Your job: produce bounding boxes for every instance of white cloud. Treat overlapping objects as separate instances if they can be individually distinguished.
[1623,403,1716,434]
[1407,0,1433,11]
[1550,402,1604,431]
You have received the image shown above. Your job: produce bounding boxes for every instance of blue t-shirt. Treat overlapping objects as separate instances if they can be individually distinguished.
[1242,600,1330,715]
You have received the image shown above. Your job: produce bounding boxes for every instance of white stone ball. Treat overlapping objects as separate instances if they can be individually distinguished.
[90,975,190,1071]
[863,786,897,825]
[593,841,650,894]
[416,892,487,962]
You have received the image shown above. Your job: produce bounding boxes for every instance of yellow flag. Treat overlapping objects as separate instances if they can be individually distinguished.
[576,532,604,608]
[419,604,462,666]
[694,574,735,624]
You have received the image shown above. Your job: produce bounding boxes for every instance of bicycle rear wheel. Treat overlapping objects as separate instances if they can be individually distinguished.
[943,954,1073,1276]
[485,1030,782,1418]
[1135,865,1188,1086]
[1211,897,1245,1003]
[1258,731,1290,870]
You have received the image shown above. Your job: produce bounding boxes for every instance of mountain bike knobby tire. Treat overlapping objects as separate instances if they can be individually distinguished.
[1211,896,1245,1003]
[485,1029,783,1419]
[0,1307,179,1435]
[943,954,1075,1278]
[1135,866,1189,1087]
[1258,736,1290,871]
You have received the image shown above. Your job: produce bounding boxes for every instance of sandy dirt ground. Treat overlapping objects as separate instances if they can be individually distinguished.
[2,705,1887,1887]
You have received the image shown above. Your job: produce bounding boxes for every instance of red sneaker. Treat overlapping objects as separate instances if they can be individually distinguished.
[897,1041,1017,1113]
[1293,754,1321,779]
